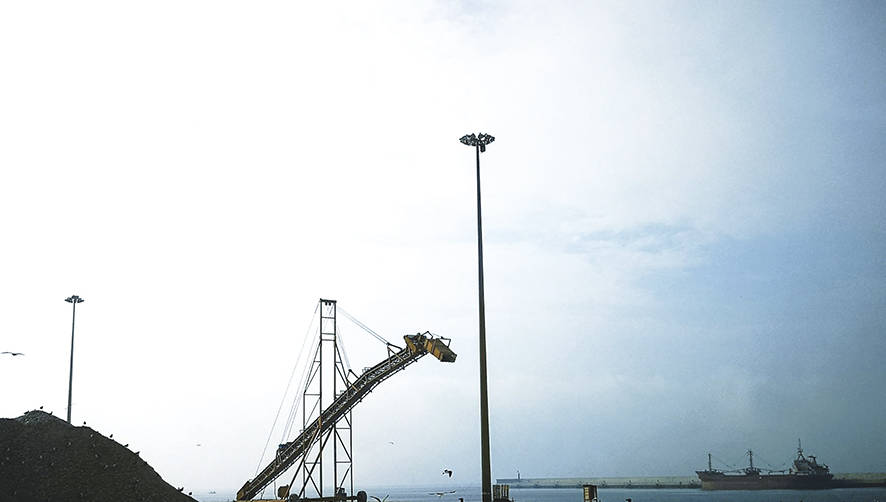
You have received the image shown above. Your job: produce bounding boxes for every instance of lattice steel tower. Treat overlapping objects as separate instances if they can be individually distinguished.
[297,299,353,499]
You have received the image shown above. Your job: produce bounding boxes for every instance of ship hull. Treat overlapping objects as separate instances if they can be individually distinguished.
[696,471,834,490]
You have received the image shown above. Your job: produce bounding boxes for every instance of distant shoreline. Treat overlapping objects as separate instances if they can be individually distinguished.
[496,473,886,490]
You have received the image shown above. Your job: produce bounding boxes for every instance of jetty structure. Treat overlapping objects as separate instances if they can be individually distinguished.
[498,471,886,491]
[236,299,457,501]
[496,476,700,489]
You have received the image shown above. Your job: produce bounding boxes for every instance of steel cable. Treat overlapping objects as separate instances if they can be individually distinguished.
[338,307,391,346]
[254,302,319,477]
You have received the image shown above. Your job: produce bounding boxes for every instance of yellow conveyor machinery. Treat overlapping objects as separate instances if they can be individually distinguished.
[237,332,456,501]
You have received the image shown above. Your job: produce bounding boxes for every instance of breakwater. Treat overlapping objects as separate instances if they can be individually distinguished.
[496,473,886,490]
[495,477,700,489]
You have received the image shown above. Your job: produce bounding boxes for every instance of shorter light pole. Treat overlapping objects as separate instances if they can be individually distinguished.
[65,295,84,424]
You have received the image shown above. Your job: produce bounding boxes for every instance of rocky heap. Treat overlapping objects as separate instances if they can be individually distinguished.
[0,410,196,502]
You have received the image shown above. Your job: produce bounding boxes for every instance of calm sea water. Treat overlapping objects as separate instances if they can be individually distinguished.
[191,485,886,502]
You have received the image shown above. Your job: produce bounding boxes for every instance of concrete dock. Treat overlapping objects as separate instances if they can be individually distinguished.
[497,473,886,490]
[495,476,700,489]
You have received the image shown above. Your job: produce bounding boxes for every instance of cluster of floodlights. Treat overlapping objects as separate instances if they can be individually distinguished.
[65,295,84,305]
[459,133,495,152]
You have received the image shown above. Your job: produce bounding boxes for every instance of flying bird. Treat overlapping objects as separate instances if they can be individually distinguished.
[442,469,453,477]
[370,496,389,502]
[39,406,43,410]
[109,434,114,439]
[1,352,24,356]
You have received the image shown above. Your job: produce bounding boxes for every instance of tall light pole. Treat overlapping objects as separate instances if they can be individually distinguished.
[64,295,84,424]
[459,132,495,502]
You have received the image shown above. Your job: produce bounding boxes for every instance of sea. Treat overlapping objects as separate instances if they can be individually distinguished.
[189,485,886,502]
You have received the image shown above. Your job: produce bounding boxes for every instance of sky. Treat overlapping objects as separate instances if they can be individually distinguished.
[1,0,885,495]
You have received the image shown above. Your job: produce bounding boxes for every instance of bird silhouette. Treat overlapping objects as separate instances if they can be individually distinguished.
[370,496,389,502]
[109,434,113,439]
[442,469,453,477]
[1,352,24,356]
[39,406,43,410]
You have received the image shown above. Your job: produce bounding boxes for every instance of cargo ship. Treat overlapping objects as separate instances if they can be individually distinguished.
[696,441,834,490]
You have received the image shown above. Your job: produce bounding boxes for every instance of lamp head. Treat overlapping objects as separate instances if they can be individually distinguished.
[65,295,84,304]
[459,132,495,152]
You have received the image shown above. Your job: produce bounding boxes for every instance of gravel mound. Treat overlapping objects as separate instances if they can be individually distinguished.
[0,410,197,502]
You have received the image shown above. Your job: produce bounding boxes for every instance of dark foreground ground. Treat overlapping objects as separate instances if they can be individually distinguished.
[0,410,196,502]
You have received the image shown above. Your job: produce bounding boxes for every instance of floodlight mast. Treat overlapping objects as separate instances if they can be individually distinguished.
[459,131,495,502]
[64,295,84,424]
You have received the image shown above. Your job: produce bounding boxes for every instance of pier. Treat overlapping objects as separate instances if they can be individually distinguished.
[496,473,886,490]
[495,477,700,489]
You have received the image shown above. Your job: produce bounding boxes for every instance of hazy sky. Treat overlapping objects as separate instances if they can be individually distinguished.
[1,0,884,495]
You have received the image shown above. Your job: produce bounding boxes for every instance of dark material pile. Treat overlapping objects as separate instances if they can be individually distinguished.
[0,410,196,502]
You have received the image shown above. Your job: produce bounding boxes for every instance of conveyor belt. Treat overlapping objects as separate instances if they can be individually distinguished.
[237,332,455,500]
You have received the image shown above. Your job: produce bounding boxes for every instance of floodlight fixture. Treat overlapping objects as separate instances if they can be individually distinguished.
[459,132,495,152]
[65,295,84,304]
